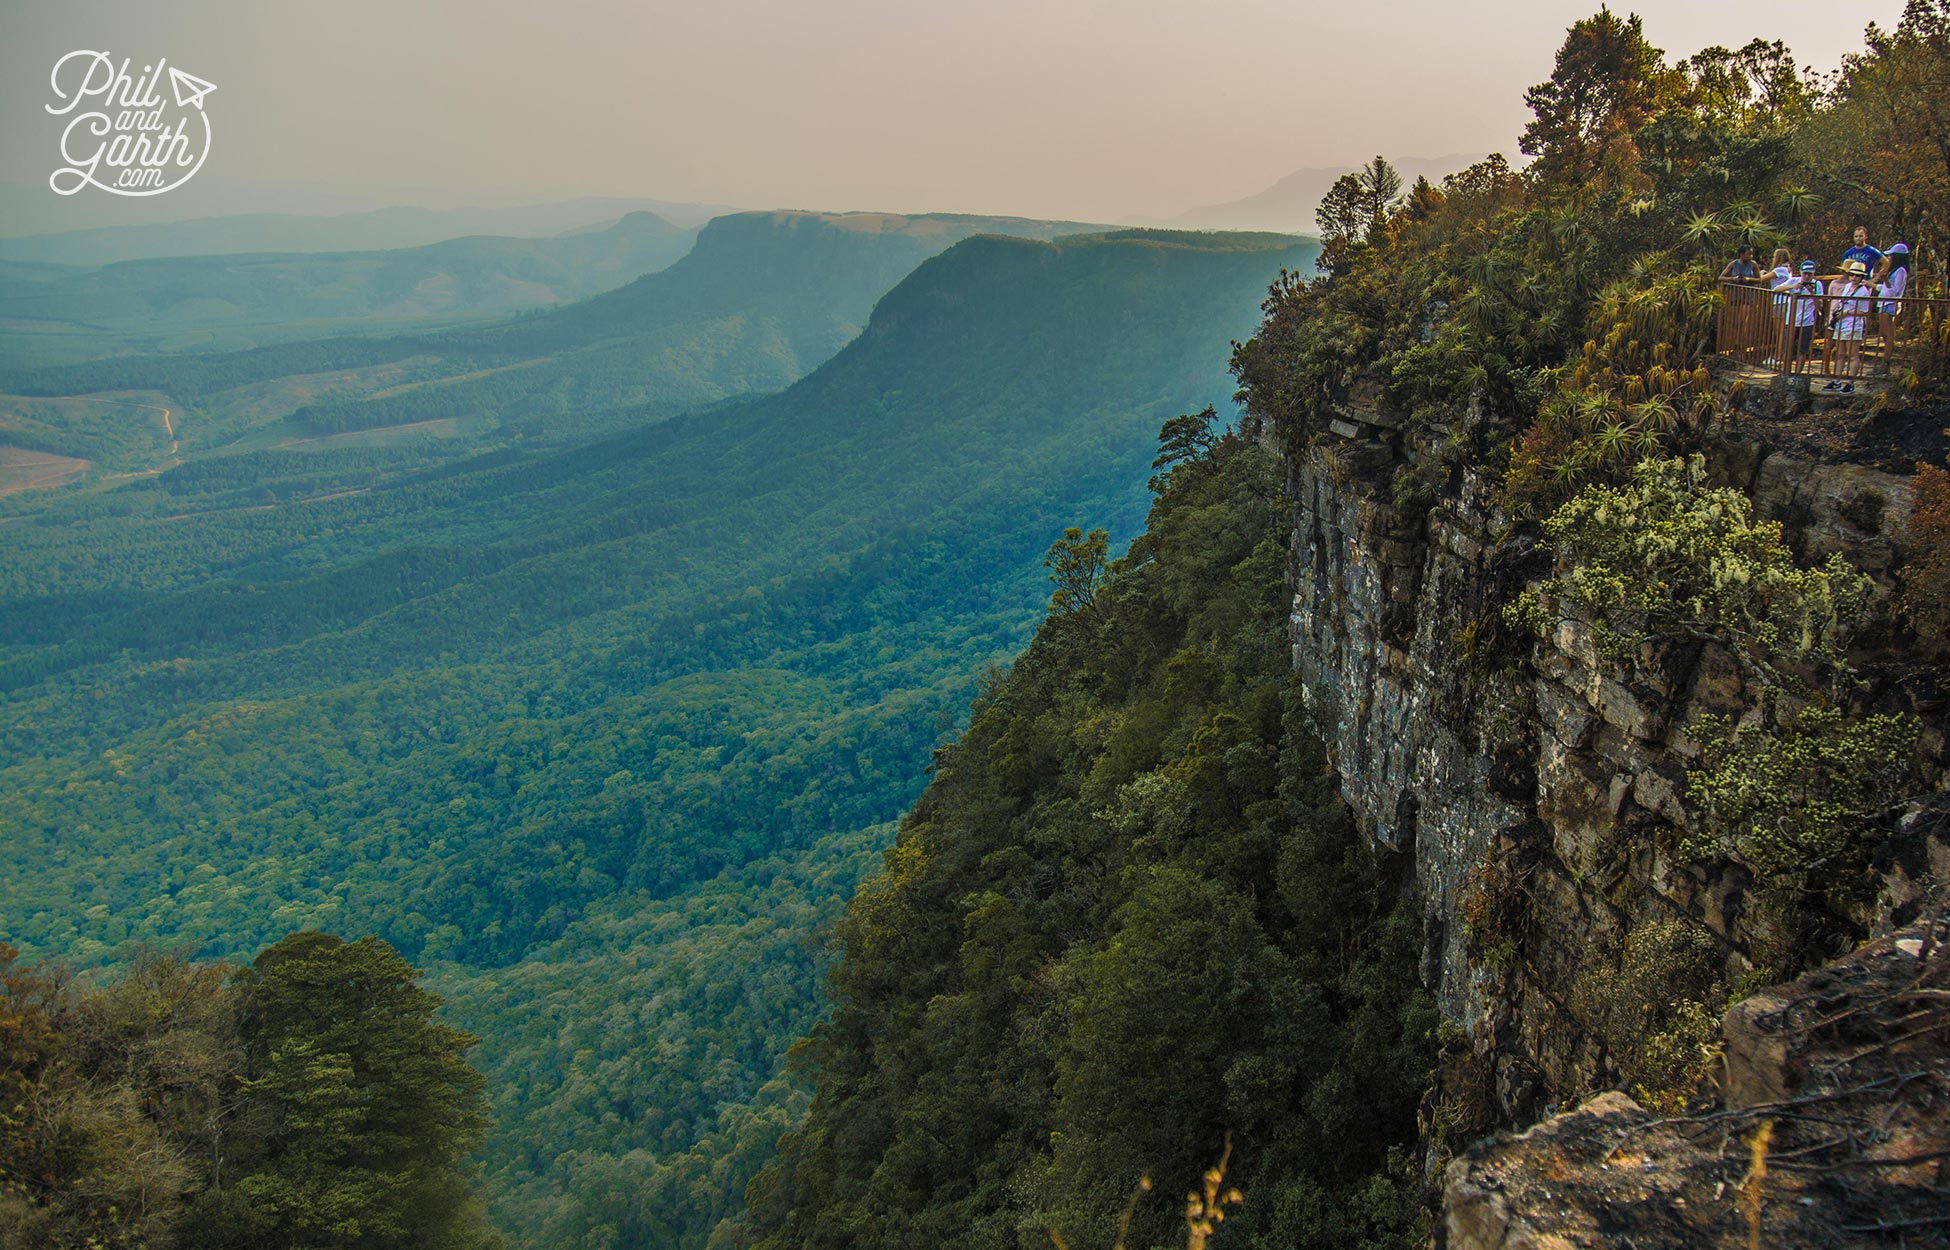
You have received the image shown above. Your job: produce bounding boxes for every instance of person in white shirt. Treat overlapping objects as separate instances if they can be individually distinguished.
[1755,246,1795,368]
[1827,259,1874,380]
[1774,260,1824,375]
[1876,242,1910,355]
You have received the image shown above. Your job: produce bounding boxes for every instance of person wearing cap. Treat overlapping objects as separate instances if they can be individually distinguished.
[1827,258,1874,381]
[1841,225,1884,275]
[1720,243,1759,281]
[1775,259,1825,374]
[1876,242,1911,355]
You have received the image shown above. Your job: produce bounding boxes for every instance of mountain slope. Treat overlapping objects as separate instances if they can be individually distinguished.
[0,227,1318,1247]
[279,210,1114,438]
[742,424,1433,1250]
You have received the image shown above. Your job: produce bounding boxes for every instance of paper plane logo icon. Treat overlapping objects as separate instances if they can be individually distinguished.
[168,66,217,110]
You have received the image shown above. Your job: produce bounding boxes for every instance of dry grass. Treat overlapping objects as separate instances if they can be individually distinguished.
[1048,1134,1241,1250]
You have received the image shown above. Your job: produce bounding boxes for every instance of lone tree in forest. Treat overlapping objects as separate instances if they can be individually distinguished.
[1044,527,1110,618]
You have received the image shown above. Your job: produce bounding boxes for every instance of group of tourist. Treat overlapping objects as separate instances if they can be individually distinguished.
[1721,227,1914,384]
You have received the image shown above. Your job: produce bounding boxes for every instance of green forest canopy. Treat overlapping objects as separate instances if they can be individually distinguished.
[1,933,495,1250]
[0,229,1311,1247]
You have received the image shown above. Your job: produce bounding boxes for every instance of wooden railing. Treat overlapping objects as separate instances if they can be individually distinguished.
[1715,280,1950,384]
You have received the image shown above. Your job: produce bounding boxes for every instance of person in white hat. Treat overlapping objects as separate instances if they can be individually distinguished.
[1826,258,1874,381]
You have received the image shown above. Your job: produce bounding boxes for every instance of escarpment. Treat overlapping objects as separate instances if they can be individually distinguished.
[1271,387,1950,1151]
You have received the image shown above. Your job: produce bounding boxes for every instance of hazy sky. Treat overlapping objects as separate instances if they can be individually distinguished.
[0,0,1903,229]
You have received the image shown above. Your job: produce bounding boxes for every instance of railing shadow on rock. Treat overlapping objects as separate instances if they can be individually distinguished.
[1714,279,1950,385]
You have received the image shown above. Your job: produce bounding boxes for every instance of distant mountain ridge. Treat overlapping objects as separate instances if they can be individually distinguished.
[263,209,1122,439]
[1168,154,1490,232]
[0,209,1129,458]
[0,211,701,364]
[480,209,1107,350]
[0,196,736,267]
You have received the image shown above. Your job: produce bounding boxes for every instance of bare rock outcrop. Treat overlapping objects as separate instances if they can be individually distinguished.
[1443,916,1950,1248]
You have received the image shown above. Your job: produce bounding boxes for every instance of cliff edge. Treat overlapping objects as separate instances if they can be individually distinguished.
[1444,914,1949,1248]
[1272,383,1950,1237]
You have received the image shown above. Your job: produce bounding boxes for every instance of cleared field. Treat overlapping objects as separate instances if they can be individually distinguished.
[0,445,89,496]
[198,355,448,437]
[0,391,176,471]
[361,356,551,401]
[267,417,468,451]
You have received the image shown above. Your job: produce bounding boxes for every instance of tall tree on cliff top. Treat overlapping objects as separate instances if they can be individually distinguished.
[1803,0,1950,264]
[1683,39,1810,127]
[1316,156,1404,271]
[1521,9,1679,189]
[1357,156,1405,226]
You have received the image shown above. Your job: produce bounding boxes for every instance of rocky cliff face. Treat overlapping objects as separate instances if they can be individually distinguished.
[1277,391,1948,1140]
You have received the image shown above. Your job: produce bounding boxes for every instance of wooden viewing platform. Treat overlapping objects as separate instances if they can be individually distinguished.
[1715,278,1950,387]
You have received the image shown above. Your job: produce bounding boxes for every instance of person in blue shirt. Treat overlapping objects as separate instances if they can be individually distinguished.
[1842,224,1883,274]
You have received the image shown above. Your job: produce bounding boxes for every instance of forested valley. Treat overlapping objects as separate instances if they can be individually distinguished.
[742,417,1435,1250]
[0,220,1313,1246]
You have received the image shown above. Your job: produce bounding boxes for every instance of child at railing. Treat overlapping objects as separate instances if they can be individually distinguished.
[1775,260,1824,375]
[1720,243,1759,281]
[1714,247,1762,365]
